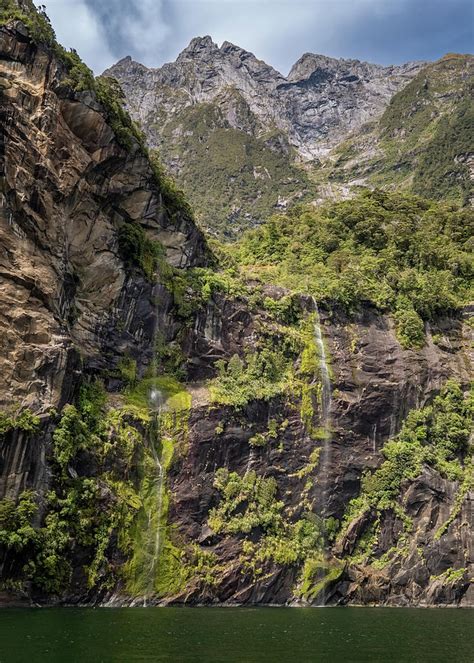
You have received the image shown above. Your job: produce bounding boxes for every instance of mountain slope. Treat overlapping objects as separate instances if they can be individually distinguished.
[106,39,424,236]
[328,54,474,205]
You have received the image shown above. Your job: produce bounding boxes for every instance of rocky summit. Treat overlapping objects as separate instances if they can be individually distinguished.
[106,40,474,237]
[0,3,473,610]
[107,37,424,160]
[106,38,429,236]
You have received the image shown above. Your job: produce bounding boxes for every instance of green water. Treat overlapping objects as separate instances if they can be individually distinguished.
[0,607,472,662]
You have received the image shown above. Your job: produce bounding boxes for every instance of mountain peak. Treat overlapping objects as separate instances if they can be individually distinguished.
[220,40,250,55]
[288,52,373,82]
[178,36,219,60]
[115,55,133,66]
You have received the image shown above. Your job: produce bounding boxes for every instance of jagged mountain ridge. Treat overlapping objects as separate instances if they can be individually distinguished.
[107,36,424,159]
[106,38,425,237]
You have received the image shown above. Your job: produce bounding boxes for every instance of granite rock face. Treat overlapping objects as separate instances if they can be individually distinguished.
[106,38,423,160]
[105,40,425,236]
[0,20,206,499]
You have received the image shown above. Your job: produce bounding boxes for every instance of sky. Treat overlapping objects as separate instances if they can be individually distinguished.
[44,0,473,74]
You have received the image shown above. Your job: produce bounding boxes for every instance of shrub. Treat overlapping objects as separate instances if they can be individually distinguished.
[0,407,40,435]
[118,222,165,280]
[208,469,284,535]
[210,349,292,407]
[394,303,425,349]
[0,490,39,551]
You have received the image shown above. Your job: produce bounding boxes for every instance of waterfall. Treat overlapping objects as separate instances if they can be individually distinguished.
[312,299,332,426]
[311,298,333,606]
[143,388,165,606]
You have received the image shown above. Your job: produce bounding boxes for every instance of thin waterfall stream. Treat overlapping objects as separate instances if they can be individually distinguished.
[143,388,165,606]
[311,298,332,426]
[311,297,333,605]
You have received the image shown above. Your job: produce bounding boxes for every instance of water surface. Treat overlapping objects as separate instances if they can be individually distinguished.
[0,606,472,662]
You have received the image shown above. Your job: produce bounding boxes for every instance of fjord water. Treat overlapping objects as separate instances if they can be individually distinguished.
[1,607,473,662]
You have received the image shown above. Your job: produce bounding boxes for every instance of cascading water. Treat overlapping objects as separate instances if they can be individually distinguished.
[311,297,333,605]
[142,387,165,606]
[312,298,332,426]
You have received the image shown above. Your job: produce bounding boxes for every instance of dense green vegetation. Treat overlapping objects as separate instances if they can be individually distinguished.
[210,350,293,407]
[0,0,56,45]
[149,151,195,222]
[339,380,473,565]
[0,383,148,594]
[0,407,40,435]
[156,96,316,239]
[209,469,284,535]
[94,76,146,151]
[413,93,474,204]
[328,54,473,205]
[230,190,473,347]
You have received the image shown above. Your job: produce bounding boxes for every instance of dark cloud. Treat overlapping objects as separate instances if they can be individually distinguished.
[327,0,474,64]
[45,0,473,73]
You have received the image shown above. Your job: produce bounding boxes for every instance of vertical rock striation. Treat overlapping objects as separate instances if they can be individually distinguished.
[0,18,207,499]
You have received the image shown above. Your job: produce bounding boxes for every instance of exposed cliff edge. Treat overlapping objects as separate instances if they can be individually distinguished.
[0,10,473,608]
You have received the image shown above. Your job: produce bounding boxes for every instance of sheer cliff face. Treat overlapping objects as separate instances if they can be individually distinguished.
[0,20,206,501]
[0,22,205,414]
[106,37,423,160]
[0,20,473,608]
[172,300,473,607]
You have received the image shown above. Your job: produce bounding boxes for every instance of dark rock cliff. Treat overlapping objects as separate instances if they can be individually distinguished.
[166,299,473,607]
[0,18,472,608]
[0,19,206,499]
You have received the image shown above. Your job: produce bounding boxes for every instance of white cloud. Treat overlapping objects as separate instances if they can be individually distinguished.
[82,0,172,69]
[120,0,171,55]
[163,0,395,73]
[45,0,116,71]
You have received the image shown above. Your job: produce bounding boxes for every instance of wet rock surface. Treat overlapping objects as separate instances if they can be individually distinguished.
[163,299,473,607]
[0,21,206,499]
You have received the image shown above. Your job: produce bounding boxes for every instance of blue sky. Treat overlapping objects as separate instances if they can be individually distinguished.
[45,0,473,73]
